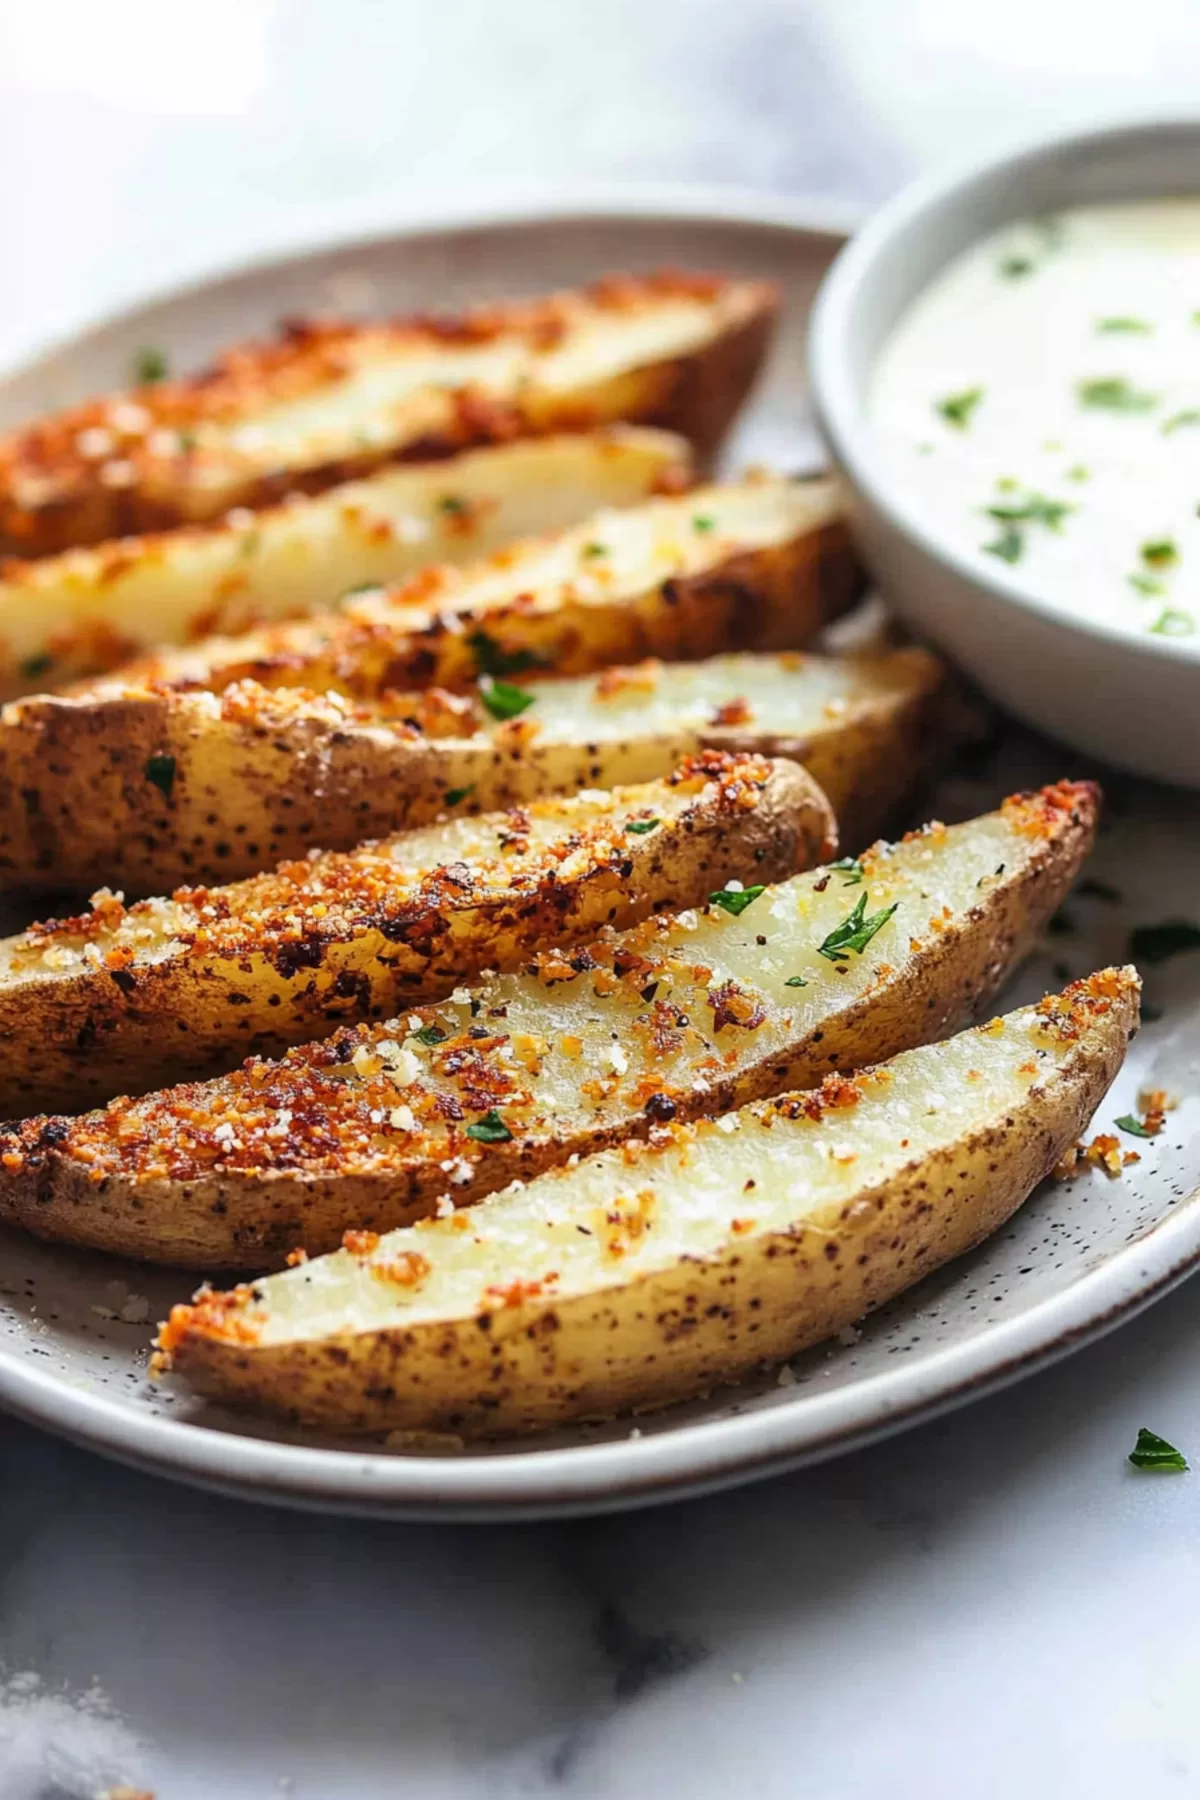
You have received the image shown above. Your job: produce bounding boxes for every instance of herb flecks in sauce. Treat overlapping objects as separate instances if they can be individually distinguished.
[1077,376,1159,413]
[936,387,984,430]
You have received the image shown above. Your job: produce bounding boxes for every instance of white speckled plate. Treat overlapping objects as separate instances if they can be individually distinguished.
[1,193,1198,1520]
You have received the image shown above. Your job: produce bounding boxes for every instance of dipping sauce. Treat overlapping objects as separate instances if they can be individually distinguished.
[870,200,1200,646]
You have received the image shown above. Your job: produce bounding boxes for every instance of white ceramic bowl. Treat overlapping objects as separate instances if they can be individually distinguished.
[809,115,1200,790]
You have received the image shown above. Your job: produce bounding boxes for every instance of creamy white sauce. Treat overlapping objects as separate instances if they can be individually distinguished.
[870,200,1200,648]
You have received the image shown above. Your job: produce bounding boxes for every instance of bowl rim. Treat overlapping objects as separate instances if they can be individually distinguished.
[808,110,1200,669]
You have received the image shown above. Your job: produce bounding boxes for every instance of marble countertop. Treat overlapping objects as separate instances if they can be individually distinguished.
[3,3,1200,1794]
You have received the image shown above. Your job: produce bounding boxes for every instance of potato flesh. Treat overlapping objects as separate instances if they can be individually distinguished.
[103,474,830,693]
[511,651,913,743]
[246,1004,1085,1342]
[204,298,729,465]
[0,774,726,979]
[0,430,686,688]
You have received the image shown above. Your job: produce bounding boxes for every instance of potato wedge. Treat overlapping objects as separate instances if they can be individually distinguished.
[88,470,854,697]
[0,483,866,895]
[0,783,1098,1268]
[0,754,832,1116]
[0,273,776,556]
[158,969,1139,1435]
[0,428,690,700]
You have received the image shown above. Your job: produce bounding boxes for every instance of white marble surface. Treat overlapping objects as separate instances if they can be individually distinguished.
[3,2,1200,1794]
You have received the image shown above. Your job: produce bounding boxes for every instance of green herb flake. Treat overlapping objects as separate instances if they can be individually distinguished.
[1128,1428,1188,1472]
[1130,918,1200,964]
[479,677,536,721]
[133,345,169,384]
[1162,409,1200,434]
[1115,1113,1153,1139]
[1077,376,1159,413]
[983,523,1023,564]
[998,254,1035,280]
[177,429,198,454]
[144,752,176,801]
[1096,316,1151,334]
[437,494,467,516]
[341,581,384,599]
[470,631,544,680]
[1128,571,1164,597]
[709,884,765,917]
[784,975,808,988]
[1149,607,1195,637]
[1065,464,1091,483]
[817,892,899,964]
[465,1108,513,1144]
[413,1024,447,1048]
[18,652,53,682]
[692,514,717,533]
[1141,538,1179,567]
[985,492,1072,531]
[828,856,864,886]
[580,541,609,560]
[936,387,984,429]
[625,818,660,835]
[444,785,474,807]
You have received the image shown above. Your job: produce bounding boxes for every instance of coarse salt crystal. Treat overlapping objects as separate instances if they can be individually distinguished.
[389,1105,416,1132]
[607,1044,628,1075]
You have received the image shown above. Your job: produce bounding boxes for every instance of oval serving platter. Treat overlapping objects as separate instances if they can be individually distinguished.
[0,193,1198,1521]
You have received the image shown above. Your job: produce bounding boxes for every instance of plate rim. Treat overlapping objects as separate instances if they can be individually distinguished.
[1,186,1196,1520]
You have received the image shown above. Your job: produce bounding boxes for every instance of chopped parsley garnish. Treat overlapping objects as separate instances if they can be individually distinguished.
[581,541,608,559]
[1077,376,1158,413]
[1141,538,1178,567]
[1149,607,1195,637]
[998,254,1035,280]
[936,387,984,429]
[18,652,53,681]
[479,677,536,720]
[465,1109,513,1144]
[709,885,765,916]
[1065,464,1091,482]
[1128,572,1165,597]
[469,631,544,680]
[144,752,176,801]
[985,492,1072,531]
[133,345,168,384]
[444,785,474,807]
[1115,1114,1153,1139]
[625,818,660,835]
[983,523,1023,564]
[1162,409,1200,434]
[692,514,716,533]
[437,494,467,516]
[1129,918,1200,964]
[827,856,864,886]
[1096,316,1151,334]
[817,892,898,963]
[1128,1428,1188,1472]
[413,1024,447,1047]
[784,975,808,988]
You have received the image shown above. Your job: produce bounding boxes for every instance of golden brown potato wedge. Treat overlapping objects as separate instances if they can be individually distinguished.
[0,483,867,895]
[88,470,854,697]
[0,783,1098,1268]
[157,969,1139,1435]
[0,273,776,557]
[0,753,832,1115]
[0,428,690,700]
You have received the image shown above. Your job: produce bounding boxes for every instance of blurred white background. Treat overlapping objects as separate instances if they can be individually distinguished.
[2,0,1199,360]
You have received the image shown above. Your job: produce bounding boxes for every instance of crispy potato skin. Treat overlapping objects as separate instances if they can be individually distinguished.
[0,520,863,894]
[0,787,1098,1268]
[0,274,777,557]
[0,757,833,1115]
[168,973,1139,1433]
